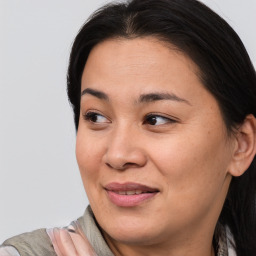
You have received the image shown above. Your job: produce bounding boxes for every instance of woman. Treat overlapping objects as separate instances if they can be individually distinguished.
[1,0,256,255]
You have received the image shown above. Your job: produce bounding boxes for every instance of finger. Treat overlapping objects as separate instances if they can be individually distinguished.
[55,228,73,256]
[47,228,64,256]
[71,221,98,256]
[58,228,78,256]
[71,221,95,248]
[67,230,97,256]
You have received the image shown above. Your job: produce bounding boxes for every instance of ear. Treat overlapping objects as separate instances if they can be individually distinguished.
[228,114,256,177]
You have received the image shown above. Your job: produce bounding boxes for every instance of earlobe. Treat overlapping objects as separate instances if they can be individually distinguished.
[228,114,256,177]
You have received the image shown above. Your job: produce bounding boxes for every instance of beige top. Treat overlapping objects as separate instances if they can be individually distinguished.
[0,206,236,256]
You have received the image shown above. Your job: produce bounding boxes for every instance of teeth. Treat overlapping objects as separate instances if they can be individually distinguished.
[117,190,143,195]
[126,190,136,195]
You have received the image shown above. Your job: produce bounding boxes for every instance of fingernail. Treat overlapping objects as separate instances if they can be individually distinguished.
[67,228,76,233]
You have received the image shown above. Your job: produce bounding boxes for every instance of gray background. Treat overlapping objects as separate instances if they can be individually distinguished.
[1,0,256,243]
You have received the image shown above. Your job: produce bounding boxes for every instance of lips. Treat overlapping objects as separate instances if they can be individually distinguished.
[104,182,159,207]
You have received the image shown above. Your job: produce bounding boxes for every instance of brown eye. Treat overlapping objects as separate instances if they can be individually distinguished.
[83,112,110,123]
[143,114,176,126]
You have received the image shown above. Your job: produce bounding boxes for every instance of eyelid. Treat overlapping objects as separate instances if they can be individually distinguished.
[144,113,179,123]
[83,110,111,123]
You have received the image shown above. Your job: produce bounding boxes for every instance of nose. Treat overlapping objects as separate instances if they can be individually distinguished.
[103,125,147,170]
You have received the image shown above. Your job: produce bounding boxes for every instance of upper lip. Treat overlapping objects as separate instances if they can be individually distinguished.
[104,182,159,192]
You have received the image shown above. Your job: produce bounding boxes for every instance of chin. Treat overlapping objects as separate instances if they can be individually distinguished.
[99,214,164,245]
[106,226,160,246]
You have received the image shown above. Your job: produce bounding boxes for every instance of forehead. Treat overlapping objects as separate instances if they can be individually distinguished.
[81,37,207,105]
[82,37,199,79]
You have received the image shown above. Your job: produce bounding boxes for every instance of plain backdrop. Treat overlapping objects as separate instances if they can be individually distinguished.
[1,0,256,243]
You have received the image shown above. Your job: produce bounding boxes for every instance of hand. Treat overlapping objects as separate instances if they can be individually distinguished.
[47,222,97,256]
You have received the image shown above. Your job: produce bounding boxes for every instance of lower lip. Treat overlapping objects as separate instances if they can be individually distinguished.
[106,190,158,207]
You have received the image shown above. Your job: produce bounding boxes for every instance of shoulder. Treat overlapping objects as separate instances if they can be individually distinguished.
[1,228,56,256]
[0,246,20,256]
[0,206,113,256]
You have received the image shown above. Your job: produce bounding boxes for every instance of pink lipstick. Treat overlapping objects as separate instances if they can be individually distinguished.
[104,182,159,207]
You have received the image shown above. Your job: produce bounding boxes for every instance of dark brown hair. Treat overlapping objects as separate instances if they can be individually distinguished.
[67,0,256,254]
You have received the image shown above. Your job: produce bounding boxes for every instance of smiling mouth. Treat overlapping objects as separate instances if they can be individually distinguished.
[114,190,154,195]
[104,182,159,207]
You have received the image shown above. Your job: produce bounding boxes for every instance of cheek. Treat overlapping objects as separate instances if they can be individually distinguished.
[149,125,231,202]
[76,129,108,209]
[76,130,104,183]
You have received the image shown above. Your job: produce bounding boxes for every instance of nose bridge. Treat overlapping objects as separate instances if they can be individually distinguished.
[112,121,134,146]
[104,121,146,169]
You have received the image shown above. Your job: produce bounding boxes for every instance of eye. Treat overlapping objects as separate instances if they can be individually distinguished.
[143,114,176,126]
[83,111,110,124]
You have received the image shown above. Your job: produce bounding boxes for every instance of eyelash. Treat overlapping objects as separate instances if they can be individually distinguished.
[83,111,177,126]
[143,113,177,126]
[83,111,109,123]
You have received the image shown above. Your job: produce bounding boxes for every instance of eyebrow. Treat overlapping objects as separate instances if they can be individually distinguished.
[138,92,191,105]
[81,88,109,101]
[81,88,191,105]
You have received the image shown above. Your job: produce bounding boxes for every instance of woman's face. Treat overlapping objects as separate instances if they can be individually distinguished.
[76,38,235,248]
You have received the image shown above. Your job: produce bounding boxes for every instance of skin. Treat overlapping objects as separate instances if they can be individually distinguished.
[74,37,238,256]
[48,37,255,256]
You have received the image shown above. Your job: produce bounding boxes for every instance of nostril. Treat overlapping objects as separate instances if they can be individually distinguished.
[103,146,147,170]
[105,162,139,170]
[105,162,125,170]
[124,162,140,168]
